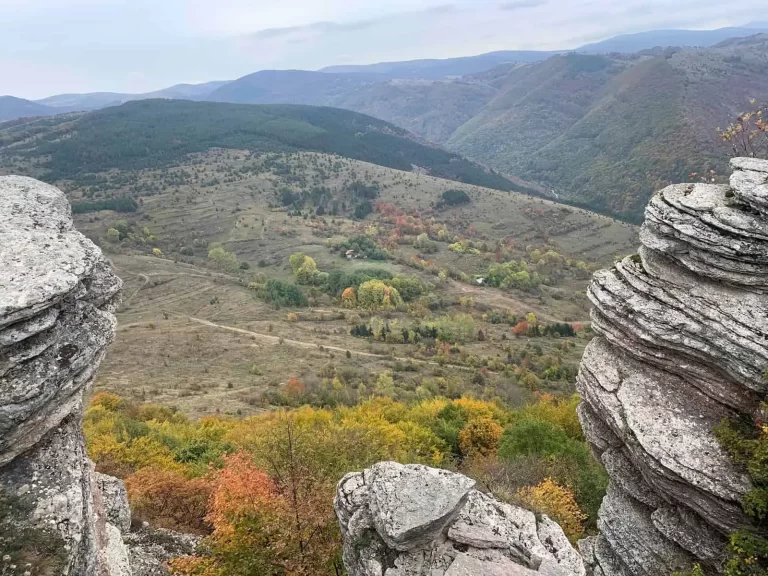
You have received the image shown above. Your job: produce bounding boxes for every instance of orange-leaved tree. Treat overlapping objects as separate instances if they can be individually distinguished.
[169,452,284,576]
[126,468,213,534]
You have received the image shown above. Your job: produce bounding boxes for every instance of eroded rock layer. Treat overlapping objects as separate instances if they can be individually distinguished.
[577,158,768,575]
[0,176,127,574]
[335,461,586,576]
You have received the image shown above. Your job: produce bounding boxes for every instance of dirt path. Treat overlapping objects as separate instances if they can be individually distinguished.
[184,316,473,371]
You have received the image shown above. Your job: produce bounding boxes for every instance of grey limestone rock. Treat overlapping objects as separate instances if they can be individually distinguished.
[335,462,586,576]
[0,176,127,575]
[577,160,768,574]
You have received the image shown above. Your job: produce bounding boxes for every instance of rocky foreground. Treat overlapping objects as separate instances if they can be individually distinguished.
[577,157,768,575]
[0,177,194,575]
[335,159,768,576]
[335,461,586,576]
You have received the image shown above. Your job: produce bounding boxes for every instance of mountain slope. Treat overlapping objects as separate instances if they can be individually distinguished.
[0,99,521,192]
[207,70,377,105]
[444,37,768,220]
[578,26,768,53]
[0,96,60,121]
[320,50,555,78]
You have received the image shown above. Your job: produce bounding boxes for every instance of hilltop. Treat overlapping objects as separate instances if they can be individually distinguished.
[0,99,521,192]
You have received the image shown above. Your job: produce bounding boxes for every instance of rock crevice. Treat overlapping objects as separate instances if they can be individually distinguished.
[577,158,768,575]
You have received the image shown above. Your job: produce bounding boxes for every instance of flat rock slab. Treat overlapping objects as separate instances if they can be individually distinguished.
[445,553,539,576]
[367,461,475,551]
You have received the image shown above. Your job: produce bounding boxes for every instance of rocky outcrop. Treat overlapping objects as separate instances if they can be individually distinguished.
[0,176,127,574]
[335,461,586,576]
[577,158,768,575]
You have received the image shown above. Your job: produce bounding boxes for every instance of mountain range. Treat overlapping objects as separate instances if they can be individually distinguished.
[3,24,768,221]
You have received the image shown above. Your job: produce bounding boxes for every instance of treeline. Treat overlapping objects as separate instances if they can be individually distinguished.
[71,196,138,213]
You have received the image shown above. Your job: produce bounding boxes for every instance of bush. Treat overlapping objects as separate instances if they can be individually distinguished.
[439,189,471,207]
[414,233,439,254]
[516,479,587,542]
[260,279,308,308]
[713,406,768,574]
[458,418,504,458]
[126,468,212,534]
[106,228,121,243]
[208,244,238,271]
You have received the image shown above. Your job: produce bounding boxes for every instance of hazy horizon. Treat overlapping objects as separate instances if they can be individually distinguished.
[2,0,765,100]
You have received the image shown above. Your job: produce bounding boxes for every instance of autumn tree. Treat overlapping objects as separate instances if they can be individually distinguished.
[357,280,403,310]
[126,468,212,534]
[289,253,319,284]
[340,287,357,308]
[719,100,768,158]
[458,418,504,458]
[516,478,587,542]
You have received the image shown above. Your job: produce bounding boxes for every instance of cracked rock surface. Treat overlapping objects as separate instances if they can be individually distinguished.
[335,461,586,575]
[0,176,132,575]
[577,158,768,575]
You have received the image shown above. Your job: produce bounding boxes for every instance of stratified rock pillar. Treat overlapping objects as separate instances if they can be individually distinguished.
[577,158,768,575]
[0,176,127,574]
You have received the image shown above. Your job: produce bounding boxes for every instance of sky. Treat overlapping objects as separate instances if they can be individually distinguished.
[0,0,764,99]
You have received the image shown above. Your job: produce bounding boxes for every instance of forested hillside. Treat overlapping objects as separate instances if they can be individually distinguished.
[446,38,768,220]
[198,37,768,221]
[0,100,522,192]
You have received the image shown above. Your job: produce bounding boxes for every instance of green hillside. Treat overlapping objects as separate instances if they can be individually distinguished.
[0,99,523,192]
[444,39,768,221]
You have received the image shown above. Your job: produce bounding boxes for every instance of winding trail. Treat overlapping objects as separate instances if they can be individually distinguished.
[184,315,473,371]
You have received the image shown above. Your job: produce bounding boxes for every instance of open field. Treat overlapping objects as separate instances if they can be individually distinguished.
[51,151,640,418]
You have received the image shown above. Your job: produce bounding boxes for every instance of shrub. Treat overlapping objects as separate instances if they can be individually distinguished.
[125,468,212,534]
[208,244,238,271]
[414,233,439,254]
[106,228,121,243]
[516,479,587,541]
[439,189,471,207]
[260,279,308,308]
[458,418,504,458]
[713,406,768,574]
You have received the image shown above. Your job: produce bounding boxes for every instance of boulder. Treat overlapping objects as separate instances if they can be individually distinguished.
[335,462,586,576]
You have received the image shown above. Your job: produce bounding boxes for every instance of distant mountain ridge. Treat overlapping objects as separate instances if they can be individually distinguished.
[320,51,555,79]
[0,96,60,122]
[577,25,768,53]
[4,22,764,126]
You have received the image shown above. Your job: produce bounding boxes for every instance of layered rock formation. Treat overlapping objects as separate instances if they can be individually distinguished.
[577,158,768,575]
[335,461,586,576]
[0,176,127,574]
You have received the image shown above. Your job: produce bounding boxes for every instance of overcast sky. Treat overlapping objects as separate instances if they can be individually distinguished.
[0,0,763,99]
